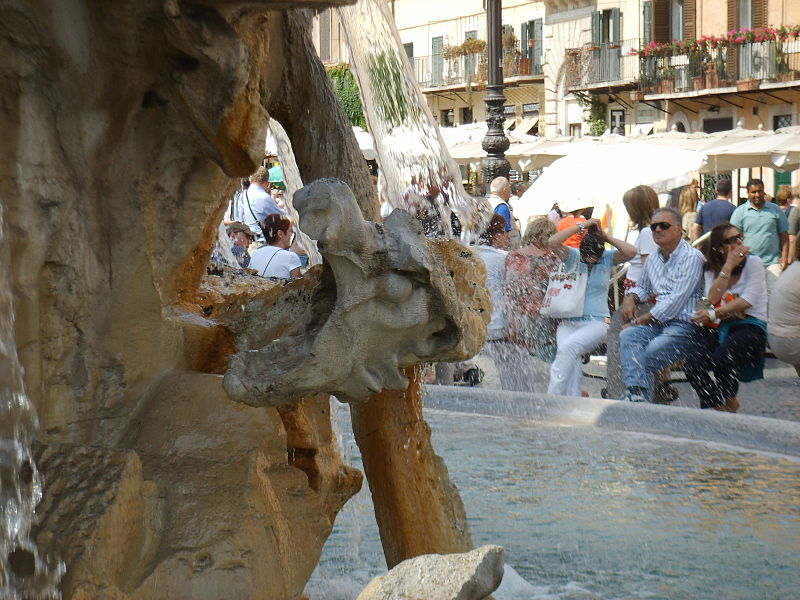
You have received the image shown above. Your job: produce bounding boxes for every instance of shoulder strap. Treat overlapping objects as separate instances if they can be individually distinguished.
[245,189,268,239]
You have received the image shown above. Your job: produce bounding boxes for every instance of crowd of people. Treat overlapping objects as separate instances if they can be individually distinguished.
[221,166,798,410]
[473,176,800,412]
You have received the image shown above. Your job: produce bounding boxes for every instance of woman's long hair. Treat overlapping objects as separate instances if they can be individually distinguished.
[623,185,659,231]
[678,185,699,215]
[705,221,745,276]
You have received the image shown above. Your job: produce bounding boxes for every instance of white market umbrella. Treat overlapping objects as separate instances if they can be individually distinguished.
[516,143,706,240]
[701,127,800,173]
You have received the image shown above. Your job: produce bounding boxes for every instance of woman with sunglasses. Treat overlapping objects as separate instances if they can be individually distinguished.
[686,221,768,412]
[248,213,303,279]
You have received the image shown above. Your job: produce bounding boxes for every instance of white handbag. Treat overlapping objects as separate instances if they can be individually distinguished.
[539,261,588,318]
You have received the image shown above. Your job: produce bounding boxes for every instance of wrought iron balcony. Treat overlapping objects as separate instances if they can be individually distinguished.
[564,39,641,91]
[412,53,543,90]
[636,38,800,95]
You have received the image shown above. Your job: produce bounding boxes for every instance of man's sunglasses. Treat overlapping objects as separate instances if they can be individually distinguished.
[722,234,744,245]
[649,221,673,231]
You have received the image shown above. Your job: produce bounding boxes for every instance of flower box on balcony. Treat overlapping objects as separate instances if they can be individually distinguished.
[705,70,720,89]
[777,70,799,82]
[608,43,622,49]
[658,79,675,94]
[519,58,531,76]
[736,78,760,92]
[588,46,601,51]
[692,75,705,91]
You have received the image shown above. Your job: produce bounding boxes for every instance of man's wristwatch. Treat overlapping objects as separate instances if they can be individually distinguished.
[578,222,585,233]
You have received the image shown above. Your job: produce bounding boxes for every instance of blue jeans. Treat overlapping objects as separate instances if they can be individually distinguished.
[619,320,698,401]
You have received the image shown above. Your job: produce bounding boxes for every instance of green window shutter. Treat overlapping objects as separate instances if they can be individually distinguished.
[591,11,601,44]
[611,8,622,43]
[533,19,543,67]
[521,21,529,58]
[643,1,653,45]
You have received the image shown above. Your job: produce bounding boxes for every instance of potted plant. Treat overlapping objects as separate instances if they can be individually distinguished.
[736,77,759,91]
[461,38,486,55]
[657,65,676,93]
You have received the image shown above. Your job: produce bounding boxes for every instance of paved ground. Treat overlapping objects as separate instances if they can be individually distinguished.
[467,352,800,423]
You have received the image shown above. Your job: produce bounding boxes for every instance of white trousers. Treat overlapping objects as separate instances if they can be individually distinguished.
[765,262,783,298]
[547,319,609,397]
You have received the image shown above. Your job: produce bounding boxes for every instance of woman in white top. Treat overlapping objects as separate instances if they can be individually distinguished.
[686,222,768,412]
[248,213,302,279]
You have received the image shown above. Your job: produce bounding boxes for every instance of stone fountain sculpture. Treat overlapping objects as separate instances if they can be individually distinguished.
[1,1,490,598]
[223,178,488,406]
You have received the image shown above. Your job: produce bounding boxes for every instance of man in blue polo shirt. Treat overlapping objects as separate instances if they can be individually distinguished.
[692,178,735,240]
[730,178,789,296]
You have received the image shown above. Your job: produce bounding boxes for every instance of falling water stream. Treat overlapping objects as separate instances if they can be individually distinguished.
[267,119,322,266]
[0,204,63,598]
[337,0,491,238]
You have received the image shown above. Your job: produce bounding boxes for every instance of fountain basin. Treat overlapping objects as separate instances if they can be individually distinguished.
[308,392,800,599]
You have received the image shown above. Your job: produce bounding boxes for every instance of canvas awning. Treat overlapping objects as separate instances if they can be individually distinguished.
[515,116,539,135]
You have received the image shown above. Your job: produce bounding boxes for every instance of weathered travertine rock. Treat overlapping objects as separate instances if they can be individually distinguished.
[2,1,487,598]
[223,179,489,406]
[351,367,474,568]
[2,2,367,598]
[356,545,505,600]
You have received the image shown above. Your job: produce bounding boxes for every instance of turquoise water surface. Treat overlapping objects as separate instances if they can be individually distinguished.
[308,408,800,599]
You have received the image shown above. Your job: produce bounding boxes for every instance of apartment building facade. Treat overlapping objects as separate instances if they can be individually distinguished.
[553,0,800,134]
[315,1,548,134]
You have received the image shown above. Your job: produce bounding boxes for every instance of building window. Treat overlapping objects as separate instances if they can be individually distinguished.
[670,0,684,40]
[522,102,540,116]
[592,9,622,44]
[403,43,413,60]
[703,117,734,133]
[461,107,474,125]
[774,114,792,130]
[441,109,455,127]
[739,0,753,29]
[569,123,582,137]
[610,109,626,135]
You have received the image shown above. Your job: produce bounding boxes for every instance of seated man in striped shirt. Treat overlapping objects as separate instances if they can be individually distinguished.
[619,207,705,403]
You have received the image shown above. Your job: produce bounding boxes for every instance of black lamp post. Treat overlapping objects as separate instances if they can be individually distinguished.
[481,0,511,184]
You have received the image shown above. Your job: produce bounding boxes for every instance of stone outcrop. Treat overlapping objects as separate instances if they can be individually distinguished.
[223,179,489,406]
[1,1,368,598]
[2,1,489,598]
[356,545,505,600]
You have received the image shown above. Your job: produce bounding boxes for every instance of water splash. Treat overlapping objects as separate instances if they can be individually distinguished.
[337,0,491,239]
[210,221,240,269]
[0,203,64,598]
[267,119,322,266]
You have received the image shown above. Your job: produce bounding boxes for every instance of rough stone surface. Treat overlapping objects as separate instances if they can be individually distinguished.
[352,367,474,569]
[2,2,366,598]
[223,179,489,406]
[355,545,505,600]
[2,1,488,598]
